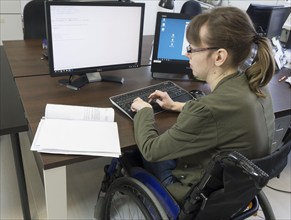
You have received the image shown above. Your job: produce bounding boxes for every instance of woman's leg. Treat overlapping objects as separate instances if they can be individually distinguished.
[142,157,178,186]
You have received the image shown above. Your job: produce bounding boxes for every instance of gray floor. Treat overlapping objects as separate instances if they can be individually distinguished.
[0,132,290,219]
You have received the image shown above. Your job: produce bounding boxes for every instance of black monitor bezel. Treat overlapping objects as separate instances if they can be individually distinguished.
[246,4,290,39]
[266,6,291,39]
[151,12,192,76]
[45,1,145,77]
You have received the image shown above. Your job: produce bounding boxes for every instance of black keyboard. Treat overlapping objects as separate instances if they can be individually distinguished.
[110,81,194,120]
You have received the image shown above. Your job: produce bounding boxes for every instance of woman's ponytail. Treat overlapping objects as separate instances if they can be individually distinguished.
[245,35,275,97]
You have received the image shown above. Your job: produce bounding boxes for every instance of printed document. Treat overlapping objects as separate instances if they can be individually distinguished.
[31,104,121,157]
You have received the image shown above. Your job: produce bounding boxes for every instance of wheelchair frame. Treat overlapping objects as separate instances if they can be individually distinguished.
[95,139,291,220]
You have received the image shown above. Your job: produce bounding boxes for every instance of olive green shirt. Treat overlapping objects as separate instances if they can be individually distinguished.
[133,72,274,202]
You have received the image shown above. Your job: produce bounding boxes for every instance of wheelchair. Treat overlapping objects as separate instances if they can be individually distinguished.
[94,139,291,220]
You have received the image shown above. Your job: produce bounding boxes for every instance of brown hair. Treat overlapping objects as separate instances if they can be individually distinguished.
[186,6,275,97]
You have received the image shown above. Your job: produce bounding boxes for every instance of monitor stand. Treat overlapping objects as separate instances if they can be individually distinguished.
[151,71,203,82]
[58,72,124,90]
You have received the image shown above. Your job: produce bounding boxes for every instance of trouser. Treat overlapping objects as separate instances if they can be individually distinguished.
[141,156,178,186]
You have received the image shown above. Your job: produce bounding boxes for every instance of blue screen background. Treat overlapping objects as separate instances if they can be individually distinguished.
[157,18,189,61]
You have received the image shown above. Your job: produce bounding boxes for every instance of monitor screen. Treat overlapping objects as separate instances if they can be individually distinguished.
[151,12,193,78]
[45,1,145,78]
[246,4,291,39]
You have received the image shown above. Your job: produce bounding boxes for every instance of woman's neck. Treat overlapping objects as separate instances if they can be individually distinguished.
[207,67,238,91]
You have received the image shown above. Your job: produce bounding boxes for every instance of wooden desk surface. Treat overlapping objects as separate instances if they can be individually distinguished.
[3,35,153,78]
[15,66,210,169]
[3,40,49,78]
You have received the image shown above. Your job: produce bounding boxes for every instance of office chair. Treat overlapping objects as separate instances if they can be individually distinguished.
[94,138,291,219]
[180,0,202,18]
[23,0,46,39]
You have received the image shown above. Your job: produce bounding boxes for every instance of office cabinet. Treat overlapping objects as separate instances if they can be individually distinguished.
[0,0,23,45]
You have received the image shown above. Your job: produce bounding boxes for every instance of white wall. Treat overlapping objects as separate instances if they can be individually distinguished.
[0,0,23,44]
[7,0,291,42]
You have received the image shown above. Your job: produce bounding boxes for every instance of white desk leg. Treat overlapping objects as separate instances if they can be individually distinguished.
[43,166,67,219]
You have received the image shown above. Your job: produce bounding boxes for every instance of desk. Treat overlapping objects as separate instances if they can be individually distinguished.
[3,38,291,219]
[15,67,211,164]
[0,47,30,219]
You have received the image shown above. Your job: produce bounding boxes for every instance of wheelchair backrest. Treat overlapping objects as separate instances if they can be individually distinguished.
[180,151,269,220]
[253,139,291,179]
[180,139,291,220]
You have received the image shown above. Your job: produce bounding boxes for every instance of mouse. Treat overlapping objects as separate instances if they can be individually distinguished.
[189,89,205,99]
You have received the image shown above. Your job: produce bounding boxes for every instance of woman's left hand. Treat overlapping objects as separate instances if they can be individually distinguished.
[131,97,152,112]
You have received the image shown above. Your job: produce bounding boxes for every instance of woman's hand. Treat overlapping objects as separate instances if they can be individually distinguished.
[131,90,185,113]
[131,97,152,112]
[149,90,185,112]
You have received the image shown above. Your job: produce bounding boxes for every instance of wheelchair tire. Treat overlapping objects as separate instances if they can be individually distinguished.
[257,191,276,220]
[101,176,168,220]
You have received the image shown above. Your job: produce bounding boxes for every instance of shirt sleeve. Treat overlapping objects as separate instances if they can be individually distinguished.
[133,101,218,162]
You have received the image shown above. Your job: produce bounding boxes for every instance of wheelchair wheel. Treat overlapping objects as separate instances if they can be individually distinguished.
[101,176,168,220]
[257,191,276,220]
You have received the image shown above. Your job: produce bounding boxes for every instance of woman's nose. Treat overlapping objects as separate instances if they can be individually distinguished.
[185,53,190,59]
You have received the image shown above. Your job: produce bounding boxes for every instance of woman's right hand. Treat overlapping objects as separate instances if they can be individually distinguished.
[149,90,185,112]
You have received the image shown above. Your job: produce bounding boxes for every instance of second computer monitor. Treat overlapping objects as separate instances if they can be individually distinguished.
[151,12,193,80]
[247,4,291,39]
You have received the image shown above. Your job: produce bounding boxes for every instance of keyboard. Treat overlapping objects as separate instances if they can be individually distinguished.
[110,81,194,120]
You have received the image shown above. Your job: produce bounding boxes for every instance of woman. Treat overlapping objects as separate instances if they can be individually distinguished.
[130,6,275,202]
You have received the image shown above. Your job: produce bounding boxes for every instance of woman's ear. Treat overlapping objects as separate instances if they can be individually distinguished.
[214,48,228,67]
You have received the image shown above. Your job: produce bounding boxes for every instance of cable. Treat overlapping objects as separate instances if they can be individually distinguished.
[266,185,291,194]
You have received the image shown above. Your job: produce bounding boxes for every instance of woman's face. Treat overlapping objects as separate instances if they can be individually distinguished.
[185,24,216,81]
[185,44,215,81]
[186,25,215,80]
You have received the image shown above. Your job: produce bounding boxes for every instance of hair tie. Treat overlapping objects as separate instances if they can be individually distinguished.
[253,34,261,44]
[239,43,258,72]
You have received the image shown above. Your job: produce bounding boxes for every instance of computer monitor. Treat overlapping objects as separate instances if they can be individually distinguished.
[246,4,291,39]
[267,7,291,39]
[151,12,194,80]
[45,1,145,88]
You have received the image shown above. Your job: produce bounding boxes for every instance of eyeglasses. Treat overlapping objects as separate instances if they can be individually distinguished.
[186,45,219,54]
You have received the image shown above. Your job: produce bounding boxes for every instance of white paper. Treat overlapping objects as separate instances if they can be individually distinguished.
[45,104,114,122]
[31,104,121,157]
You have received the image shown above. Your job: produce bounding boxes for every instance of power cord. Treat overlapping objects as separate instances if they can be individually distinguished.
[266,185,291,194]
